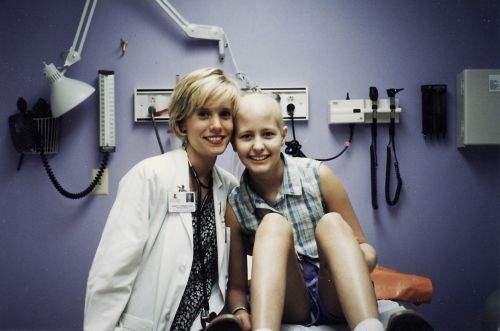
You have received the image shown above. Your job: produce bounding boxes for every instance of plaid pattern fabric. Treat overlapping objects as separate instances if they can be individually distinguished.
[228,154,325,259]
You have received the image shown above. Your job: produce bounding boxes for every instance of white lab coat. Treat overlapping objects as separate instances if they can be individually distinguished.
[84,149,237,331]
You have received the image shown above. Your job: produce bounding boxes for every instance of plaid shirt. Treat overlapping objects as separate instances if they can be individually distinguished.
[228,154,325,260]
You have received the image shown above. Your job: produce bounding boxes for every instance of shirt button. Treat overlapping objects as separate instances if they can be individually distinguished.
[165,312,171,321]
[179,265,186,273]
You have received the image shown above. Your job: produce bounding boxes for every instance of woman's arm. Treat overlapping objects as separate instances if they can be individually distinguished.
[225,204,252,330]
[319,164,377,271]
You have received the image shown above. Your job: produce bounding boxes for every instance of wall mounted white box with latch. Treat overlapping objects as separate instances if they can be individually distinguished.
[329,99,401,124]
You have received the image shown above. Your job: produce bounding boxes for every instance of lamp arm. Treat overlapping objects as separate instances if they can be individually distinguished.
[154,0,226,60]
[64,0,98,68]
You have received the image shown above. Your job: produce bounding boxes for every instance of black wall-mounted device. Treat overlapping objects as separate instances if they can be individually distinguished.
[421,85,447,139]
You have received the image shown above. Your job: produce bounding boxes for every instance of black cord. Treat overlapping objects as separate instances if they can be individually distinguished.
[284,98,354,161]
[369,86,379,210]
[315,124,354,161]
[39,147,109,199]
[149,106,165,154]
[284,103,306,157]
[33,120,110,199]
[385,89,404,206]
[284,140,306,157]
[385,128,402,206]
[17,153,25,171]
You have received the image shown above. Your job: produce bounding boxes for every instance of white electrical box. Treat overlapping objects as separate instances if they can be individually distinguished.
[134,88,173,122]
[329,99,401,124]
[257,87,308,121]
[456,69,500,147]
[134,87,309,122]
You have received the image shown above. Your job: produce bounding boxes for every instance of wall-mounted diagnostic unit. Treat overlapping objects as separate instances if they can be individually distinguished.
[134,87,309,122]
[329,99,401,124]
[456,69,500,147]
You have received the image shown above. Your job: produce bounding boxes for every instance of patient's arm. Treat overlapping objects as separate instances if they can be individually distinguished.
[319,163,377,271]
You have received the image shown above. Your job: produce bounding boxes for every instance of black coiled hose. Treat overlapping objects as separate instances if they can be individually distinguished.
[38,145,110,199]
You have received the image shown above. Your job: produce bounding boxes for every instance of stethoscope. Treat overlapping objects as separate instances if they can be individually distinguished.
[188,162,217,329]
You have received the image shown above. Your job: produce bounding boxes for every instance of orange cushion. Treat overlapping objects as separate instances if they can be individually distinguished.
[371,265,433,304]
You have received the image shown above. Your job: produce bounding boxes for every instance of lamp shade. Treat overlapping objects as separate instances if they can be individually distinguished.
[43,63,95,118]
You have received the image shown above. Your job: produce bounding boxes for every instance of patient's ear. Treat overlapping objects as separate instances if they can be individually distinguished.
[281,126,288,145]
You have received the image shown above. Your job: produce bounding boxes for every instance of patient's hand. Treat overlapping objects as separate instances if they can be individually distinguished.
[235,310,251,331]
[360,243,377,272]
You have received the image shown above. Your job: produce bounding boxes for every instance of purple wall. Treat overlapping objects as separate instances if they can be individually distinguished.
[1,0,499,330]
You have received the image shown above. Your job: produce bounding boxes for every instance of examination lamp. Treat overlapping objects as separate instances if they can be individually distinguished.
[43,63,95,118]
[42,0,97,118]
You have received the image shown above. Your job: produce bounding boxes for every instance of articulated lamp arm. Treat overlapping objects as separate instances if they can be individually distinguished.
[52,0,225,71]
[63,0,98,69]
[154,0,226,60]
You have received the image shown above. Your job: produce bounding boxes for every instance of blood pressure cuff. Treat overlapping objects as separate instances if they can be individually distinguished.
[371,265,433,304]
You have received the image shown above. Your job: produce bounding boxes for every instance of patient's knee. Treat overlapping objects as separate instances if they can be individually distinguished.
[256,212,293,240]
[315,212,353,240]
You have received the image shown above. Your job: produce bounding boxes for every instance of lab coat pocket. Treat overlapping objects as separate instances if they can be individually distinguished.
[118,313,153,331]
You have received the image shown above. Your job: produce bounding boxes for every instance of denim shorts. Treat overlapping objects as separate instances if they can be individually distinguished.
[300,258,346,326]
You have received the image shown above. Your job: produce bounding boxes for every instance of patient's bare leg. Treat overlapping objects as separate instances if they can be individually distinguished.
[250,213,310,331]
[316,213,380,330]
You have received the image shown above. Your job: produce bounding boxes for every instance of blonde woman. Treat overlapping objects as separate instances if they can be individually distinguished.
[84,68,241,331]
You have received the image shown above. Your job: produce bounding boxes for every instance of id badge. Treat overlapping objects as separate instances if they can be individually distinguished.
[168,191,196,213]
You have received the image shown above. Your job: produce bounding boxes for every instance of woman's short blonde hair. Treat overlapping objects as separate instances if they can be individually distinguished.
[168,67,240,139]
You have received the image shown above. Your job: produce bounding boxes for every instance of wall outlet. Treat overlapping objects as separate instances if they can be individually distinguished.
[92,168,108,195]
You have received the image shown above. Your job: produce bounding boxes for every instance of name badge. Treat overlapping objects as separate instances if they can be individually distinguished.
[168,191,196,213]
